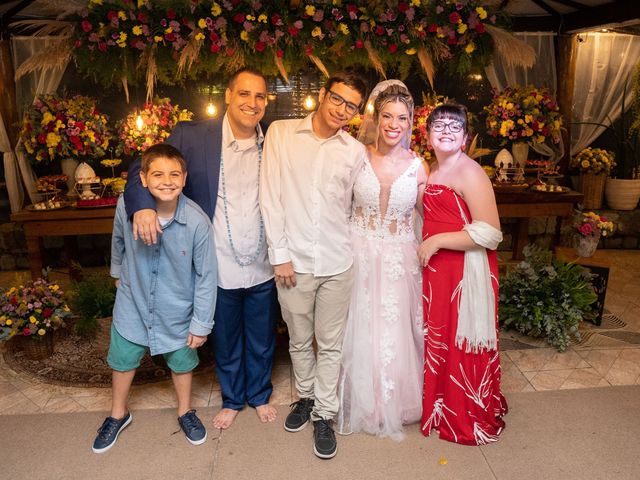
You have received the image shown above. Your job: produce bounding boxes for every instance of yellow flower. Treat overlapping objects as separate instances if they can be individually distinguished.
[211,3,222,16]
[164,27,173,34]
[46,132,61,148]
[405,48,417,55]
[38,329,46,336]
[258,14,267,23]
[49,284,59,292]
[458,23,468,34]
[117,11,126,21]
[465,41,476,54]
[305,5,316,16]
[339,23,349,35]
[29,316,37,324]
[5,319,12,326]
[581,160,590,169]
[311,27,322,37]
[132,25,142,35]
[154,35,163,42]
[240,31,249,41]
[246,15,255,21]
[198,18,207,29]
[137,0,145,7]
[42,112,55,125]
[88,0,103,7]
[476,7,488,20]
[195,32,205,41]
[410,0,421,6]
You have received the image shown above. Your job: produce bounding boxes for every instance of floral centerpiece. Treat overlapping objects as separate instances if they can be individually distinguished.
[0,278,71,342]
[484,85,563,145]
[570,147,616,175]
[573,211,614,257]
[116,98,193,156]
[20,94,112,166]
[411,104,438,162]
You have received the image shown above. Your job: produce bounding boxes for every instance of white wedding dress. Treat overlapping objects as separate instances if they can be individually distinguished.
[337,154,424,440]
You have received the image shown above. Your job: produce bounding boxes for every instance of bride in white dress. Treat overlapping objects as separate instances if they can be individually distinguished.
[337,80,427,440]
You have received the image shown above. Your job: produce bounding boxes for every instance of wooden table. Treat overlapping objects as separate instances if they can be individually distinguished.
[10,206,116,279]
[495,189,584,260]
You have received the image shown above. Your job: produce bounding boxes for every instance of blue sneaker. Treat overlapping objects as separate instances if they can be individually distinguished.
[92,411,132,453]
[178,410,207,445]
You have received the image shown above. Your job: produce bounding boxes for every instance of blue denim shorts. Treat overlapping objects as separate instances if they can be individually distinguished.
[107,323,199,373]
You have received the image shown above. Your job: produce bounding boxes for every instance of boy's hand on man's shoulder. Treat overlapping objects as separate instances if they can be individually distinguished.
[187,333,207,349]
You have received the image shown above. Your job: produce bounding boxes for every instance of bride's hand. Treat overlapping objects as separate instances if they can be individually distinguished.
[418,236,440,267]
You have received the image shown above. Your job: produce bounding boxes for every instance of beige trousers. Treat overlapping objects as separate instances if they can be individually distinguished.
[277,267,353,421]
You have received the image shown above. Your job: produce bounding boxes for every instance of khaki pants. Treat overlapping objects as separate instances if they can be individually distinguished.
[277,267,353,421]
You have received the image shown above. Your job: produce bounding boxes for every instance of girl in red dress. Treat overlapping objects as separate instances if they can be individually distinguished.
[418,103,507,445]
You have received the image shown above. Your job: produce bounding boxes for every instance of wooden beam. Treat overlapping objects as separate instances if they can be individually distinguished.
[0,38,19,150]
[562,0,640,32]
[555,34,578,174]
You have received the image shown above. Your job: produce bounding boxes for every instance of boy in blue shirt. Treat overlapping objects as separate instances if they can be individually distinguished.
[92,144,217,453]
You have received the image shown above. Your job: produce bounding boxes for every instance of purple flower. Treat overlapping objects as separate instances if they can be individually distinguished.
[405,8,415,21]
[169,20,180,31]
[294,20,303,29]
[312,9,324,22]
[332,8,343,21]
[436,6,444,14]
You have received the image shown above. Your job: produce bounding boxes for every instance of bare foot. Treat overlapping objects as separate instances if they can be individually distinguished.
[255,404,277,423]
[212,408,239,429]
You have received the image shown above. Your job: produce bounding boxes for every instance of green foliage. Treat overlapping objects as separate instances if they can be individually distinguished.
[499,244,597,352]
[69,273,117,338]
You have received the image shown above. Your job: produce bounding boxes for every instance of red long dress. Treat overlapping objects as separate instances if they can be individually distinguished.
[421,184,507,445]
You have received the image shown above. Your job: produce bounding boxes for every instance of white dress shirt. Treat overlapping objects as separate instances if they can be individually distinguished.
[213,115,273,289]
[260,113,366,276]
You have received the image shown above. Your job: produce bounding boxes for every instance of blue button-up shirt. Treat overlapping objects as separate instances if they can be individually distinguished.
[110,194,217,355]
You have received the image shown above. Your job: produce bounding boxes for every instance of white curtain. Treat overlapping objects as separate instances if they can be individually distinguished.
[571,33,640,155]
[485,32,563,161]
[485,32,557,95]
[4,36,69,210]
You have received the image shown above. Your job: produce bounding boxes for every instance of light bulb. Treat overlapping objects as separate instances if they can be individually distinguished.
[303,95,316,110]
[366,101,374,115]
[135,114,144,130]
[206,102,217,117]
[267,93,277,101]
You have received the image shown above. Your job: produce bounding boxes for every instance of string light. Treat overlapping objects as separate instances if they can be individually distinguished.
[135,113,144,131]
[206,102,218,117]
[303,94,316,110]
[267,92,277,101]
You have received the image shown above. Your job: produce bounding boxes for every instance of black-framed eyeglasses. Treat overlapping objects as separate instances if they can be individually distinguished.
[431,121,464,133]
[326,90,360,116]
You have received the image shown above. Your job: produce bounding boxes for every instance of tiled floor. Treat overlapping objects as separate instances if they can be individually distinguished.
[1,249,639,416]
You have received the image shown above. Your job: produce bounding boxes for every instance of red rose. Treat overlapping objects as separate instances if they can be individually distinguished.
[305,45,314,55]
[475,23,486,33]
[447,35,457,45]
[43,308,53,318]
[209,32,219,42]
[354,40,364,49]
[210,43,221,53]
[98,42,107,52]
[74,39,82,48]
[276,49,284,58]
[271,14,282,25]
[107,11,117,21]
[137,13,148,23]
[287,26,299,36]
[233,13,245,23]
[37,134,46,144]
[428,23,438,33]
[388,43,398,53]
[255,41,266,52]
[81,20,92,33]
[23,328,30,336]
[398,2,409,13]
[449,12,461,24]
[164,33,176,42]
[226,47,235,56]
[375,25,385,36]
[166,9,176,20]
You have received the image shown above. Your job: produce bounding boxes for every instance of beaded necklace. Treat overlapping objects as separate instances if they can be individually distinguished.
[219,141,264,266]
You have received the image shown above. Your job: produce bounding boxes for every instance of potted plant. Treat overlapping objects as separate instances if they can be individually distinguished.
[604,60,640,209]
[68,272,117,352]
[569,147,615,209]
[0,278,72,359]
[499,244,597,352]
[572,211,615,257]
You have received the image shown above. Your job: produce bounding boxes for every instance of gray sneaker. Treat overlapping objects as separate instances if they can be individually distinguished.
[284,398,314,432]
[92,411,132,453]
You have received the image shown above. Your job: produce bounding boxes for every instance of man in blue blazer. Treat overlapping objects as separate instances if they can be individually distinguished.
[123,67,278,430]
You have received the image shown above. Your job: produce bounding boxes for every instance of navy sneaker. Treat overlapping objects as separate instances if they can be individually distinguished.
[178,409,207,445]
[313,419,337,459]
[284,398,314,432]
[92,411,132,453]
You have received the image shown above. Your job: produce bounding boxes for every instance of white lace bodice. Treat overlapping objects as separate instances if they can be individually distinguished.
[351,156,421,240]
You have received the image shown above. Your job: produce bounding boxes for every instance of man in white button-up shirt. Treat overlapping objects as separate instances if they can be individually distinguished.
[125,68,278,431]
[260,72,368,459]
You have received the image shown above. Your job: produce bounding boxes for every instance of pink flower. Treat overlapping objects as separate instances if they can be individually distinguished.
[579,223,594,236]
[354,40,364,49]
